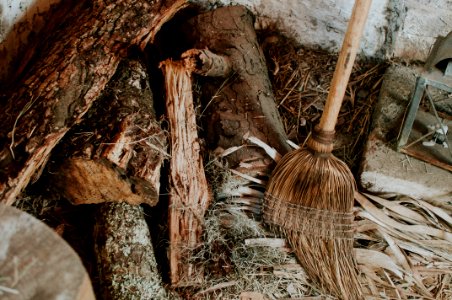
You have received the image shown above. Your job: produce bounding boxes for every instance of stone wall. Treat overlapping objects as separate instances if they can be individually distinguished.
[214,0,451,61]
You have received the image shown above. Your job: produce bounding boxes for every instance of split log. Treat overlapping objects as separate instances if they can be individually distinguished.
[0,204,95,300]
[0,0,188,205]
[183,5,290,167]
[94,202,169,300]
[161,60,211,286]
[49,59,167,206]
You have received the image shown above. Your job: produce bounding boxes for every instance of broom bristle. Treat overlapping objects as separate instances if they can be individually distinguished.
[264,141,362,299]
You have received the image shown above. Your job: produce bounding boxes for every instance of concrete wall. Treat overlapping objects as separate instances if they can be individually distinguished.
[1,0,451,82]
[213,0,389,58]
[393,0,452,60]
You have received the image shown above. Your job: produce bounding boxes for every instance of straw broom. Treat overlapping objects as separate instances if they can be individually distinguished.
[263,0,372,299]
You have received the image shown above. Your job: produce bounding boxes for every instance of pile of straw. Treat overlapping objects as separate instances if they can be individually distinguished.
[197,143,451,299]
[355,192,452,299]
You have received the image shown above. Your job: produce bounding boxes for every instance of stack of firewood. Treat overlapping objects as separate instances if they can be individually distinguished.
[0,1,289,298]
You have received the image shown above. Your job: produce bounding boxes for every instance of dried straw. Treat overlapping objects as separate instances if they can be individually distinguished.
[264,143,361,299]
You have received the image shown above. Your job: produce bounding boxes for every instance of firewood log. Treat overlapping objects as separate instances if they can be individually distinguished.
[49,59,167,206]
[0,0,188,205]
[161,60,212,287]
[94,202,169,299]
[0,203,95,300]
[182,5,290,167]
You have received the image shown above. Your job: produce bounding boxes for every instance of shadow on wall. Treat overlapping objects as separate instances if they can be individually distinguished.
[0,0,78,89]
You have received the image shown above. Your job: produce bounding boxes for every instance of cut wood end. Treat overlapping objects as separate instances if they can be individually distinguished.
[54,158,158,206]
[0,204,95,299]
[181,48,232,77]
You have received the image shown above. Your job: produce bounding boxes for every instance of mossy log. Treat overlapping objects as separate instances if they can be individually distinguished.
[94,202,169,300]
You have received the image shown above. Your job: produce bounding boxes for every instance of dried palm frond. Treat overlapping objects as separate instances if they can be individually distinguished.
[355,192,452,299]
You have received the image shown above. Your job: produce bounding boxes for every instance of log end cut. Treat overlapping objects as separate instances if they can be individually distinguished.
[53,158,158,206]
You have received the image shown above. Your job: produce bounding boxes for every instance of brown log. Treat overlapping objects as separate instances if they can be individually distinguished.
[49,59,167,206]
[94,202,169,300]
[0,0,188,205]
[183,5,290,167]
[180,6,289,224]
[0,204,95,300]
[161,60,211,287]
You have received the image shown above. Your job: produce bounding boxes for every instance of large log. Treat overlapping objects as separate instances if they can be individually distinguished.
[179,6,289,225]
[0,0,188,205]
[49,59,167,206]
[183,5,290,167]
[161,60,212,287]
[94,202,169,300]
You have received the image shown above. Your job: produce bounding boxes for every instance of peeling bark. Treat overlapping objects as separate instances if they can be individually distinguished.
[0,0,188,205]
[161,60,211,287]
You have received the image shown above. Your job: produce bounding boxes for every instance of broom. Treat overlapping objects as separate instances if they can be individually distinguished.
[263,0,372,299]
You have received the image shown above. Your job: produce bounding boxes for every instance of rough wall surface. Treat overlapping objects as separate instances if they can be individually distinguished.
[393,0,452,60]
[1,0,451,82]
[0,0,62,84]
[215,0,389,58]
[200,0,451,62]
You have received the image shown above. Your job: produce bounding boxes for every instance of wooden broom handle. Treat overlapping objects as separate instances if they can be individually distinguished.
[319,0,372,132]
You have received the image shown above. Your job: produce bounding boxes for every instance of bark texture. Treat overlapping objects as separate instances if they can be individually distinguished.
[161,60,211,287]
[50,59,167,206]
[0,0,188,205]
[94,202,168,300]
[184,5,290,167]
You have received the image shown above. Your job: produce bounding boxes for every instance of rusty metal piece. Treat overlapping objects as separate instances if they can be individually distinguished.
[397,31,452,171]
[425,31,452,75]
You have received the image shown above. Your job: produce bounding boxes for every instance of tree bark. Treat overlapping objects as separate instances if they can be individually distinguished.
[183,5,290,167]
[49,59,167,206]
[0,0,188,205]
[161,60,212,287]
[94,202,169,300]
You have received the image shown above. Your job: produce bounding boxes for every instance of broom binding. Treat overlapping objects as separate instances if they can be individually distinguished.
[306,125,335,154]
[263,193,354,240]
